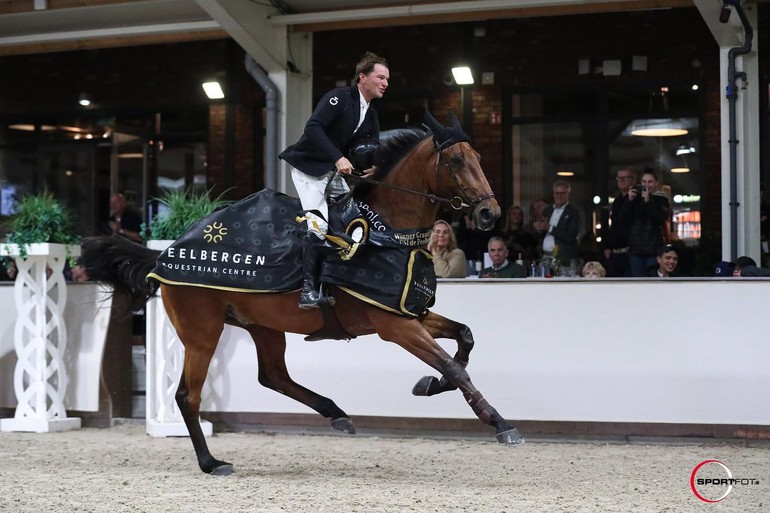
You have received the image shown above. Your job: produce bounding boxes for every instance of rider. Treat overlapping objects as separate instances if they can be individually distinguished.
[279,51,389,309]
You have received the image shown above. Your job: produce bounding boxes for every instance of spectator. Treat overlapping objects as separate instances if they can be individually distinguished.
[1,257,17,281]
[526,198,551,258]
[582,261,606,279]
[714,260,735,277]
[500,205,537,261]
[649,244,679,277]
[603,167,636,277]
[541,181,581,264]
[106,193,143,243]
[624,170,670,277]
[456,212,500,263]
[428,219,466,278]
[733,256,770,277]
[479,236,526,278]
[70,260,90,282]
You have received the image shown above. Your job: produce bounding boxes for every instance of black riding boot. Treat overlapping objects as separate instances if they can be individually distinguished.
[299,240,336,309]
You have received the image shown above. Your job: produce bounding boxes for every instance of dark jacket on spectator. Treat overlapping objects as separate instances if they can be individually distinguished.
[623,194,670,257]
[542,203,581,261]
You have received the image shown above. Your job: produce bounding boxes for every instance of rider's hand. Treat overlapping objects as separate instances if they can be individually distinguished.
[358,166,376,179]
[335,156,354,175]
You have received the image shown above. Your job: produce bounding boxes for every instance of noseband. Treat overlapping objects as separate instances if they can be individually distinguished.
[348,138,495,211]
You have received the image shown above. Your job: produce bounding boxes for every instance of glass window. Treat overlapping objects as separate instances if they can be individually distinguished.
[509,84,701,272]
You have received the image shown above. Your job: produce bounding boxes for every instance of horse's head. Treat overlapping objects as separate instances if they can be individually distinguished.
[424,110,501,231]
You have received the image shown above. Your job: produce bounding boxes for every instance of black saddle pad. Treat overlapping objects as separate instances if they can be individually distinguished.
[147,188,436,317]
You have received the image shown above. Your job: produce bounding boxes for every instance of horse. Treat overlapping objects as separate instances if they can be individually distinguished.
[81,111,524,476]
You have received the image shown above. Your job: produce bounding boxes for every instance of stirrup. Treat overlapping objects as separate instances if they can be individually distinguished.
[299,287,335,309]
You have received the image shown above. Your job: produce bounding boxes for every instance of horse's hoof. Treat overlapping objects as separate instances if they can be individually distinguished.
[210,463,234,476]
[412,375,439,396]
[331,417,356,434]
[496,428,525,445]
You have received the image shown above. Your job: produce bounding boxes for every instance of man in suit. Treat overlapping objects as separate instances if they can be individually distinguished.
[280,51,389,309]
[541,180,581,263]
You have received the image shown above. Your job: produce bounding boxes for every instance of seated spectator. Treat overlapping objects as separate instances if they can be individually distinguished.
[456,212,501,262]
[70,264,90,282]
[649,244,679,277]
[582,261,606,279]
[714,260,735,277]
[733,256,770,277]
[1,258,17,281]
[479,236,526,278]
[500,205,537,261]
[428,219,466,278]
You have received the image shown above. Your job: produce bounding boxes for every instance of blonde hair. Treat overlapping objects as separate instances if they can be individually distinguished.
[502,205,525,233]
[582,261,606,278]
[431,219,458,251]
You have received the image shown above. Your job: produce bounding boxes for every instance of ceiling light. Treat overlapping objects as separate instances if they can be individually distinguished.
[630,119,688,137]
[676,144,696,156]
[202,81,225,99]
[556,170,574,177]
[8,123,56,131]
[451,66,474,85]
[671,167,690,173]
[78,92,91,107]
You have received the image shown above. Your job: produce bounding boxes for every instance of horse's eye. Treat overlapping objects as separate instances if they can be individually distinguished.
[450,155,463,166]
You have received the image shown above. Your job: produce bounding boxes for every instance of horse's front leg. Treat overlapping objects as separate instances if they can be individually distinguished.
[368,310,524,446]
[413,311,474,396]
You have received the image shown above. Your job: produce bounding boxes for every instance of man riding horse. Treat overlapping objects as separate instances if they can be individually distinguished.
[279,51,390,309]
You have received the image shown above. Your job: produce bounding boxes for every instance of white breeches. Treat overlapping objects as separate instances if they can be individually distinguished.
[291,167,349,237]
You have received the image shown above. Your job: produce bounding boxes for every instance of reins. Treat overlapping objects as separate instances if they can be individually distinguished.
[346,138,494,211]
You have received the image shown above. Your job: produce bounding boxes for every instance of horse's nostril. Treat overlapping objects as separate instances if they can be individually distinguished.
[479,208,493,224]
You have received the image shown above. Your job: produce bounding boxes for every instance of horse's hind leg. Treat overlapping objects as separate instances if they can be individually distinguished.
[368,310,524,446]
[245,324,355,434]
[413,311,474,396]
[164,288,232,475]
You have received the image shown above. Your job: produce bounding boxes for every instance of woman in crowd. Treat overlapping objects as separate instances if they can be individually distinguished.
[500,205,537,261]
[427,219,467,278]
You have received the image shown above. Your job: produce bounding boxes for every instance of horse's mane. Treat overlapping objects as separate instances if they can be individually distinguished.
[352,128,428,198]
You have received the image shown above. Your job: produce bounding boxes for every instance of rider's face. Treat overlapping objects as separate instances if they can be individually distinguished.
[358,64,389,102]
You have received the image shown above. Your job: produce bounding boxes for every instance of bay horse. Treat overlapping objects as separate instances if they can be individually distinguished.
[82,112,524,476]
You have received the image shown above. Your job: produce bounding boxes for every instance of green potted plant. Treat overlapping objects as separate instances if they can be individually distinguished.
[1,190,80,264]
[0,191,83,432]
[142,187,230,248]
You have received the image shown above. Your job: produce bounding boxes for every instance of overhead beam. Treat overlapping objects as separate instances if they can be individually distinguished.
[269,0,693,31]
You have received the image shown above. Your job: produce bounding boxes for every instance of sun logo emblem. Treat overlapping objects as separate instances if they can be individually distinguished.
[203,222,228,243]
[329,96,338,105]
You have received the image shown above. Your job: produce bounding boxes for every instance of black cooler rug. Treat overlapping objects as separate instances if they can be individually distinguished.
[146,188,436,317]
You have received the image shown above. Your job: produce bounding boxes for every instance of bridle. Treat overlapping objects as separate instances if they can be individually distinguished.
[346,137,495,211]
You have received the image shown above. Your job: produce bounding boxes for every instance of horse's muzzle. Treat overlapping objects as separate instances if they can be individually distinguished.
[473,203,500,231]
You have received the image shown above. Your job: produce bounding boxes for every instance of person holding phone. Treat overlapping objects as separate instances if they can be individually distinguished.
[623,170,670,277]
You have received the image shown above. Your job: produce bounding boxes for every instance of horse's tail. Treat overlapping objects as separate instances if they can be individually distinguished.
[81,236,160,304]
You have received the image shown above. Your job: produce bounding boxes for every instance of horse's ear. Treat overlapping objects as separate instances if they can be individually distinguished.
[449,112,462,130]
[423,109,443,134]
